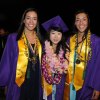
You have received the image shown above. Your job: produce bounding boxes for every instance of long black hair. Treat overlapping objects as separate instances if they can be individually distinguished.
[47,26,69,59]
[16,8,42,42]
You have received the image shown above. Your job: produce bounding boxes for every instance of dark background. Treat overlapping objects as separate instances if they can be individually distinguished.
[0,0,99,99]
[0,0,100,37]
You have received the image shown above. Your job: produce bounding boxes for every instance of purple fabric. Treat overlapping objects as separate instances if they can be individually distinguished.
[68,34,100,99]
[0,33,20,100]
[0,33,43,100]
[47,74,66,100]
[42,15,68,32]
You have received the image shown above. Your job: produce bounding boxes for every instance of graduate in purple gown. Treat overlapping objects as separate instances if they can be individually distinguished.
[41,16,69,100]
[0,8,42,100]
[64,10,100,100]
[0,23,9,99]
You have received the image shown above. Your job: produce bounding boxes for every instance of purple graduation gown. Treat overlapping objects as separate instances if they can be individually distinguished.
[0,33,42,100]
[47,74,66,100]
[68,34,100,100]
[41,45,67,100]
[0,33,20,100]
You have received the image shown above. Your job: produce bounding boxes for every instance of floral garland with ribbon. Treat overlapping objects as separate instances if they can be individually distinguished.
[42,40,68,84]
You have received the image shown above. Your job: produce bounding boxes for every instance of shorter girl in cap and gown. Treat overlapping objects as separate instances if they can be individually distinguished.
[41,15,70,100]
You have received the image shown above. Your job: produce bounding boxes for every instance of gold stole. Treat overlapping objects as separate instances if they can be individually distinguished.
[63,73,70,100]
[15,33,42,87]
[42,76,52,96]
[68,34,90,91]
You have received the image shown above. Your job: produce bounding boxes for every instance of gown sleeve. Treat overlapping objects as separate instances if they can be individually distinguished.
[90,37,100,91]
[0,35,14,86]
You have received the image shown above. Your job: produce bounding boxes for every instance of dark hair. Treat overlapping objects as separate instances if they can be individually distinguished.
[47,26,69,59]
[73,9,90,36]
[16,8,41,42]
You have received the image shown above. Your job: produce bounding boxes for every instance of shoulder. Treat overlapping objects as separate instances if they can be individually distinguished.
[67,34,75,43]
[6,33,18,45]
[91,34,100,43]
[8,32,17,38]
[7,33,17,40]
[91,34,100,51]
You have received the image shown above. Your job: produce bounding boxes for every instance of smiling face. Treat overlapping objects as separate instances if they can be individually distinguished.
[75,12,88,34]
[24,11,38,32]
[50,30,62,46]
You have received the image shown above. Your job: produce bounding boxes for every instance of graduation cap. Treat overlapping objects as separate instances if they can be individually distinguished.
[42,15,68,32]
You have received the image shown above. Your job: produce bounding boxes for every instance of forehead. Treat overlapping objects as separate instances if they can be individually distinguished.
[76,13,88,19]
[25,11,37,17]
[50,30,62,34]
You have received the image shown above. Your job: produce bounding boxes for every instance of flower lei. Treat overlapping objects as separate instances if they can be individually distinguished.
[42,40,68,84]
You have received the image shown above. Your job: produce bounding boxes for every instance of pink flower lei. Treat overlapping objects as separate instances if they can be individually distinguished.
[42,40,68,84]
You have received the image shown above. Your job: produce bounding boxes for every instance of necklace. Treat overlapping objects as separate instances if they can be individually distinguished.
[75,31,92,66]
[24,32,39,64]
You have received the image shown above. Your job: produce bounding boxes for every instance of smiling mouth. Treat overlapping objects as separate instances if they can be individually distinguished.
[29,25,34,27]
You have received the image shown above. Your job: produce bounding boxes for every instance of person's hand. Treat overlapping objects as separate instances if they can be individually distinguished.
[91,90,100,100]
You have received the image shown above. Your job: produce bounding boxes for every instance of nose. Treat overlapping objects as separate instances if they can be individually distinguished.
[29,18,34,23]
[80,20,83,25]
[54,34,58,38]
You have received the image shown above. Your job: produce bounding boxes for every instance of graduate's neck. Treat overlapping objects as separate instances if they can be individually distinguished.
[52,44,57,52]
[77,32,85,42]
